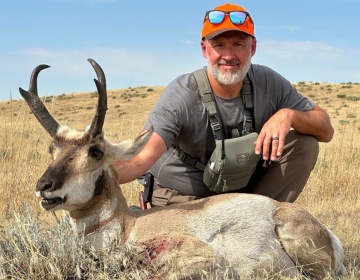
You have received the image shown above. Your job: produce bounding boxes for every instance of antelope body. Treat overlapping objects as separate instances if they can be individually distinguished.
[20,59,346,279]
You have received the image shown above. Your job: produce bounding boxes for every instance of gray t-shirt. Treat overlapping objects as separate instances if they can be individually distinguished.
[144,64,314,197]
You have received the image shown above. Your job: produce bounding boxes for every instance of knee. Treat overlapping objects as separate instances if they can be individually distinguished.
[286,131,319,163]
[297,132,319,155]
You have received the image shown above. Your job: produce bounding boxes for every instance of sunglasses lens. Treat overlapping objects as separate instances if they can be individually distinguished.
[229,11,247,24]
[208,11,225,24]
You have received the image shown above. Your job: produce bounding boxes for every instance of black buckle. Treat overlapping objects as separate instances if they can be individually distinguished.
[178,149,187,162]
[211,122,220,132]
[189,158,199,167]
[242,115,252,135]
[176,147,198,167]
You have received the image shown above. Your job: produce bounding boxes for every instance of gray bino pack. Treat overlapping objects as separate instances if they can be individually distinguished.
[174,68,261,193]
[203,132,260,193]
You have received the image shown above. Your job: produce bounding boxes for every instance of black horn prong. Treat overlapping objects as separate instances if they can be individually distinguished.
[87,58,108,137]
[19,64,60,137]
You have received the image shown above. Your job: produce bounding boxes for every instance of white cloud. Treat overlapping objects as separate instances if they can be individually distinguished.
[2,44,203,100]
[179,39,196,44]
[285,25,300,31]
[44,46,199,80]
[3,39,360,101]
[257,40,343,61]
[56,0,116,2]
[253,40,360,83]
[351,71,360,80]
[259,25,301,32]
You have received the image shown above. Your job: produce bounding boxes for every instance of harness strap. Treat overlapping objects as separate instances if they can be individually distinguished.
[174,67,255,169]
[241,76,254,135]
[193,67,223,140]
[242,77,253,109]
[173,146,205,171]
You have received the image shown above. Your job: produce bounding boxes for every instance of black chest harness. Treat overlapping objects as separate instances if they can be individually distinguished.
[174,67,255,171]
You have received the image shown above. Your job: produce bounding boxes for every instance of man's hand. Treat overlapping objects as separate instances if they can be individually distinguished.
[255,109,293,161]
[254,106,334,161]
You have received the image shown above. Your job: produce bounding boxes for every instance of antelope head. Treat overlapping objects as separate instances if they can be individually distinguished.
[19,59,152,213]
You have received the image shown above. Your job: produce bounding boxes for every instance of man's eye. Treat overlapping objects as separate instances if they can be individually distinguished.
[211,44,223,50]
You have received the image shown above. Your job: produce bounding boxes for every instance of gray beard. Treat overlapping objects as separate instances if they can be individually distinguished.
[207,54,251,86]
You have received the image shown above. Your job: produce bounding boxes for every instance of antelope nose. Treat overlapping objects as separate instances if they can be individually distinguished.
[36,177,54,192]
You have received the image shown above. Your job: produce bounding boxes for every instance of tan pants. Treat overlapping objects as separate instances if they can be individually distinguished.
[151,131,319,207]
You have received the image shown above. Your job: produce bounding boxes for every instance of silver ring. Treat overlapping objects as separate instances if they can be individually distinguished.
[272,137,279,141]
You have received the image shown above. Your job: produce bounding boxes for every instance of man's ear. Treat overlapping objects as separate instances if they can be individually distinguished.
[251,37,257,57]
[201,39,208,59]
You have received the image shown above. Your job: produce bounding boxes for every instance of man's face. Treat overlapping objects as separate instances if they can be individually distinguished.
[201,31,256,86]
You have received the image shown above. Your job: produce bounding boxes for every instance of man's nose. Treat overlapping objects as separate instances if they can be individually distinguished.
[220,46,237,59]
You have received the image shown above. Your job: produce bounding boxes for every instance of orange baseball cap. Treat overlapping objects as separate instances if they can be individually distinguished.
[201,3,255,39]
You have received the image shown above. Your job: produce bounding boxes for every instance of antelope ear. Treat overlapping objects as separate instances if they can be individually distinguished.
[106,127,153,163]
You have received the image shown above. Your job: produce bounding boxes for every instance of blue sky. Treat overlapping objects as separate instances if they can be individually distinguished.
[1,0,360,101]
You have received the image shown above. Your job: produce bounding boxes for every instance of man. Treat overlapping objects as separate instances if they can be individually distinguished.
[114,3,333,207]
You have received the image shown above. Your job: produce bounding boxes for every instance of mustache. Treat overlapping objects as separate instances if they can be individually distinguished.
[217,59,240,66]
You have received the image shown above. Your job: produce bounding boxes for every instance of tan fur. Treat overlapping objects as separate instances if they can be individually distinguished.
[32,126,347,279]
[273,203,344,278]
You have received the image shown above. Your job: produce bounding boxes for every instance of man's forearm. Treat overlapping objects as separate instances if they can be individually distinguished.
[114,157,150,184]
[289,106,334,142]
[114,132,167,184]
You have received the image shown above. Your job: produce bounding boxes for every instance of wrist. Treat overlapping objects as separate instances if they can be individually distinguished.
[282,108,295,124]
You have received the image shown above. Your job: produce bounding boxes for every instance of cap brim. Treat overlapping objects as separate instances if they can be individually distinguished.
[204,28,254,40]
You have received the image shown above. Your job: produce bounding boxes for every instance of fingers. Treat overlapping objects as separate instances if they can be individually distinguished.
[270,136,285,161]
[256,134,271,160]
[255,133,285,161]
[255,109,291,161]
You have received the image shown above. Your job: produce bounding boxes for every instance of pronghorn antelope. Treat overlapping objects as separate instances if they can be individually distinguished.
[20,59,346,279]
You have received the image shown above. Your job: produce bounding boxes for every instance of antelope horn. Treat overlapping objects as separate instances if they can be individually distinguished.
[87,58,108,137]
[19,64,60,137]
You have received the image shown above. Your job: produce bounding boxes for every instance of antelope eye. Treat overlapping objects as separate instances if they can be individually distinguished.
[89,146,104,160]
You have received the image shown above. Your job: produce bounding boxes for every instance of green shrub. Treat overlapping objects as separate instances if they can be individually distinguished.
[347,96,360,101]
[339,120,350,125]
[90,92,98,98]
[337,94,347,99]
[347,113,357,119]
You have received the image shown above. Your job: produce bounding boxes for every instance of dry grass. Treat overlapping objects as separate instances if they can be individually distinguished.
[0,82,359,279]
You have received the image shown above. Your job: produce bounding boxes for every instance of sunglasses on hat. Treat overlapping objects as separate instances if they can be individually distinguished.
[204,10,254,26]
